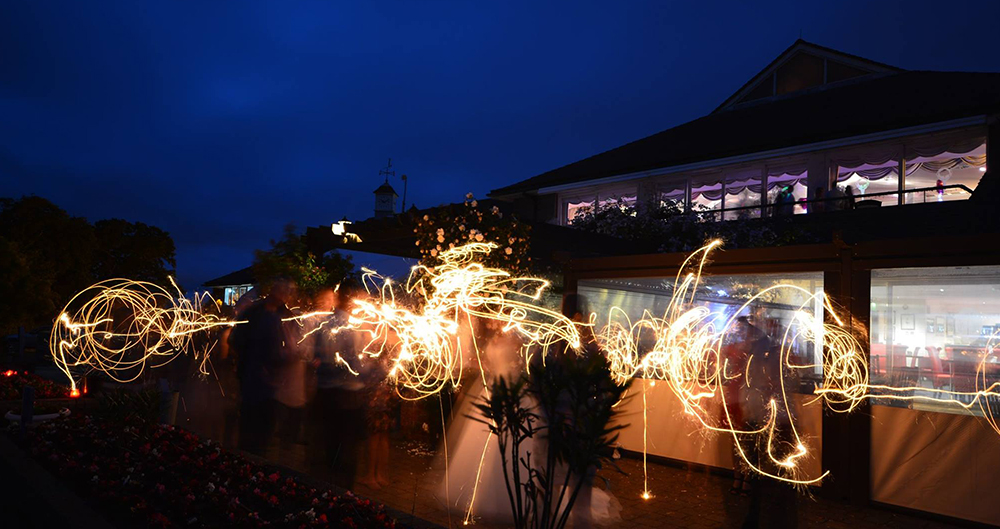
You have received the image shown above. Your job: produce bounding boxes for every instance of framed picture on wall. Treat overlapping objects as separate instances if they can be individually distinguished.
[927,319,936,333]
[901,314,915,330]
[946,316,956,337]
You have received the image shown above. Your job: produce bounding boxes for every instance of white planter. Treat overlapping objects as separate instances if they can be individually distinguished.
[5,408,71,425]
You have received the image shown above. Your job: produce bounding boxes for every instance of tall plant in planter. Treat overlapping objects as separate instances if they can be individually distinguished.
[471,376,539,529]
[473,351,630,529]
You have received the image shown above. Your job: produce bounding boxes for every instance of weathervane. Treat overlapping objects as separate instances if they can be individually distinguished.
[379,158,394,183]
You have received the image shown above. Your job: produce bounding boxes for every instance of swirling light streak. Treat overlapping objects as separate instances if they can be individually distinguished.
[50,278,241,391]
[48,240,1000,508]
[343,242,581,400]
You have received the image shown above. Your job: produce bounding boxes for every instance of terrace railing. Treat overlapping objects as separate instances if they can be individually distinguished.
[701,183,975,221]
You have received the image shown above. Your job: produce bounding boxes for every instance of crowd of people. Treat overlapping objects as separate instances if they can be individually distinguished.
[770,184,857,216]
[216,277,397,491]
[176,282,803,527]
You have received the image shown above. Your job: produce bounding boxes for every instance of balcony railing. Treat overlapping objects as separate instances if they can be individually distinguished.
[701,184,975,220]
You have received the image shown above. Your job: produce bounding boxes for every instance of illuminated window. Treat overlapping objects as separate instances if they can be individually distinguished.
[838,159,900,208]
[565,198,595,224]
[903,140,985,204]
[724,170,762,220]
[691,173,723,220]
[767,170,808,215]
[579,271,825,381]
[870,266,1000,413]
[658,181,686,211]
[598,193,636,210]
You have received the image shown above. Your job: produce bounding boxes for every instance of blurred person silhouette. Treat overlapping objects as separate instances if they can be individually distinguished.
[561,292,599,355]
[734,315,772,496]
[435,318,526,521]
[274,297,310,451]
[217,290,258,448]
[773,186,795,216]
[230,277,296,456]
[360,346,396,490]
[811,187,826,213]
[735,315,798,528]
[720,317,751,495]
[828,185,847,211]
[312,279,368,489]
[844,185,856,209]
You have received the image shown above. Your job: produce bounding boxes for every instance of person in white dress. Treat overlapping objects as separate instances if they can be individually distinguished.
[435,320,622,527]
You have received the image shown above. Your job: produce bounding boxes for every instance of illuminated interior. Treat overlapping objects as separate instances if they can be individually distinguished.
[870,265,1000,413]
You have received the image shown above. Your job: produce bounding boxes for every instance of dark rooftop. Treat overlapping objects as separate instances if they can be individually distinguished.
[490,70,1000,197]
[374,182,399,196]
[203,266,255,288]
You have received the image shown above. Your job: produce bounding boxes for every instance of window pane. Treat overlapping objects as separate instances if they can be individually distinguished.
[870,266,1000,414]
[904,141,985,204]
[767,171,808,216]
[579,272,825,474]
[579,271,825,383]
[724,170,761,220]
[658,181,686,211]
[838,160,899,208]
[691,173,722,221]
[599,193,636,209]
[566,198,594,224]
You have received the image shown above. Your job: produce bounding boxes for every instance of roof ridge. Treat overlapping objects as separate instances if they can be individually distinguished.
[490,71,1000,198]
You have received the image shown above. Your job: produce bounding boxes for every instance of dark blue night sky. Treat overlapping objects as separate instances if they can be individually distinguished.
[4,1,1000,288]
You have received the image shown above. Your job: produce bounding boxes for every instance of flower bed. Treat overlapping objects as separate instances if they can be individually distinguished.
[15,415,401,528]
[0,371,71,400]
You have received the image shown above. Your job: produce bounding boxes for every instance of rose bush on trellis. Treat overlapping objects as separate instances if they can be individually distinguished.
[413,193,532,274]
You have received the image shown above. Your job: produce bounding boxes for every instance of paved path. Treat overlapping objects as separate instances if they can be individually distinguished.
[268,437,964,529]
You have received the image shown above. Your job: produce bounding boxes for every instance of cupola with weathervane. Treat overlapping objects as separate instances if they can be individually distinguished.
[373,158,399,218]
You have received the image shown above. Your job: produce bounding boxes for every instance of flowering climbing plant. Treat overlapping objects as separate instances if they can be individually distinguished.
[413,193,532,274]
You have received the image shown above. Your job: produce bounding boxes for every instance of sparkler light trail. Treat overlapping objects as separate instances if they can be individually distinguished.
[344,242,580,400]
[47,240,1000,502]
[50,278,241,392]
[595,242,1000,488]
[595,242,855,484]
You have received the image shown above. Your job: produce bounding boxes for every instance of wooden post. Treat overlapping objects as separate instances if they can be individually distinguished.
[897,156,906,206]
[821,241,872,505]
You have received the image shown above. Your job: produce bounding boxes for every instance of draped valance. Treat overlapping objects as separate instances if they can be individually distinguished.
[838,155,985,182]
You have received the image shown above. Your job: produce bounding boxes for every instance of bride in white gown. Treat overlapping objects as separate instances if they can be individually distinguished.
[434,326,622,527]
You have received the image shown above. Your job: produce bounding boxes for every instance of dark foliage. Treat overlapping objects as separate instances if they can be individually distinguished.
[93,219,177,285]
[0,371,71,400]
[252,224,353,298]
[473,351,630,529]
[12,414,401,528]
[0,196,177,335]
[569,198,822,253]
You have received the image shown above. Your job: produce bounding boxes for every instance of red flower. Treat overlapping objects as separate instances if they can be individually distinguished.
[149,512,171,527]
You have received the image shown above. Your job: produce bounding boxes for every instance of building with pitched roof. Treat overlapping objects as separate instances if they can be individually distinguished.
[487,40,1000,526]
